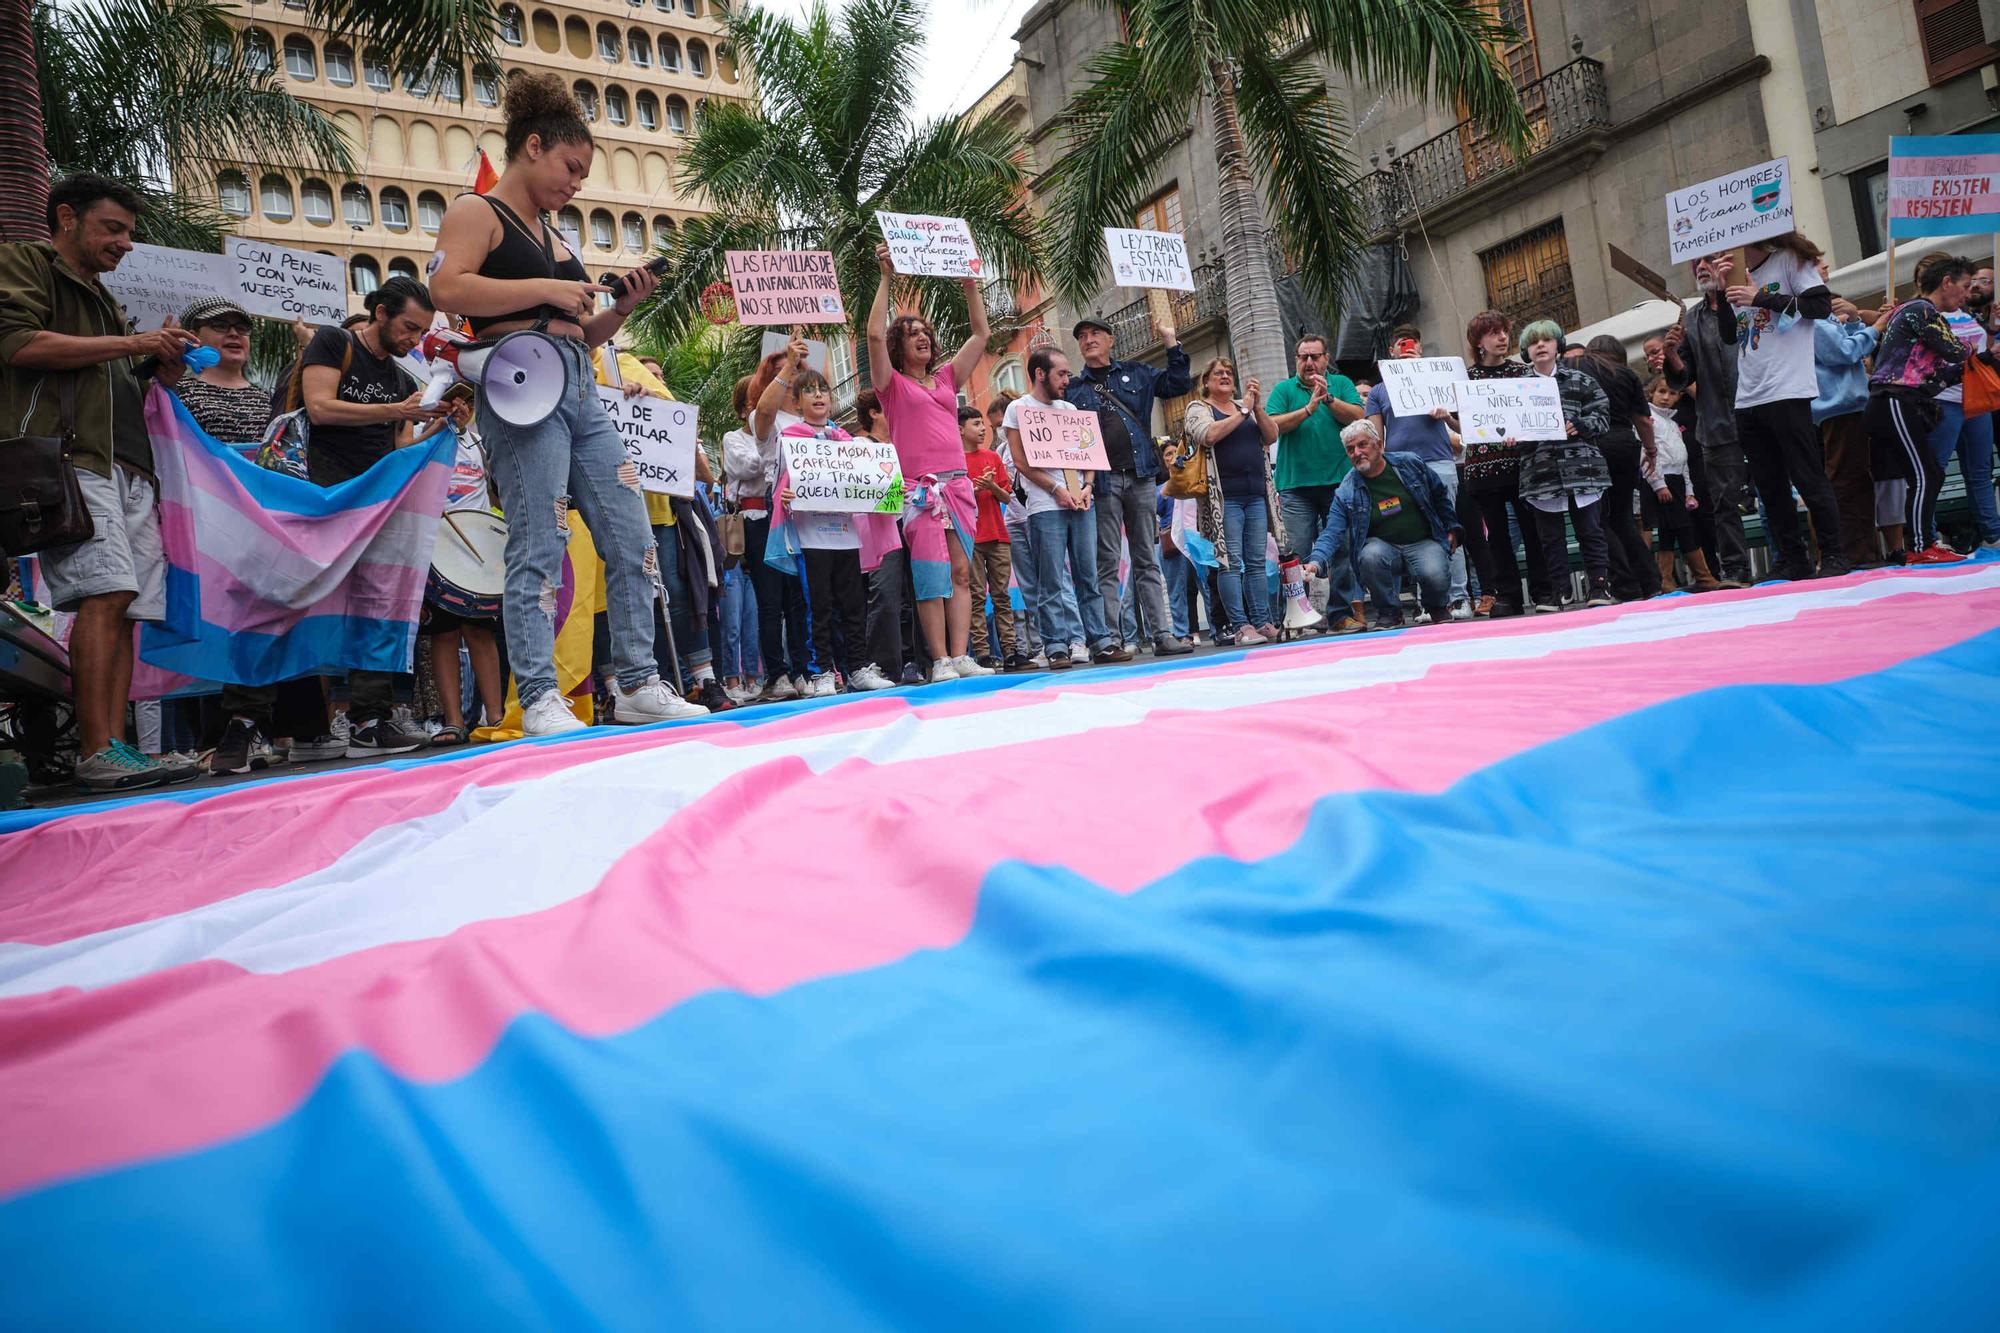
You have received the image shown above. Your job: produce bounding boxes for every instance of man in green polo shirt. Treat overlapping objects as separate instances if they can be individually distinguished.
[1266,333,1365,633]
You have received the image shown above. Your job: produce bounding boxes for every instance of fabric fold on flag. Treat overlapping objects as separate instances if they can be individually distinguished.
[138,385,453,687]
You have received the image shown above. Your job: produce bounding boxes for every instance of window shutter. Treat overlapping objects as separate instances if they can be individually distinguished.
[1916,0,1997,84]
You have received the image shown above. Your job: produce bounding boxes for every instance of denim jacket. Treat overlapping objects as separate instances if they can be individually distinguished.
[1065,343,1193,481]
[1308,451,1461,580]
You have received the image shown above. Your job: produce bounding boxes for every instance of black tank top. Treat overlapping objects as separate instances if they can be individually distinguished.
[466,193,590,336]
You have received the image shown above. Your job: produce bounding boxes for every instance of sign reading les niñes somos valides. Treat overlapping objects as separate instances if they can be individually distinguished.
[1887,135,2000,238]
[1453,376,1566,443]
[1665,157,1792,264]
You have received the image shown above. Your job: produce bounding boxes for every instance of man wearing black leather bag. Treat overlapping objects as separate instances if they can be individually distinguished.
[0,174,200,792]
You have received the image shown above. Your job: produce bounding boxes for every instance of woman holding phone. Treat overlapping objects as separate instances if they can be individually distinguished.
[430,71,703,733]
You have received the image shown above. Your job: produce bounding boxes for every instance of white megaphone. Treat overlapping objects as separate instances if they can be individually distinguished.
[1278,556,1324,636]
[424,328,566,428]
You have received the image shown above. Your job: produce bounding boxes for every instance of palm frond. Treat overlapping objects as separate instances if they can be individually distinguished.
[1285,0,1530,149]
[304,0,499,93]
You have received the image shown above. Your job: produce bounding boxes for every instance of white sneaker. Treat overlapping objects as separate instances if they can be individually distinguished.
[928,659,958,684]
[951,654,995,678]
[1236,627,1269,646]
[522,691,587,736]
[330,710,351,746]
[609,676,710,724]
[807,671,841,697]
[725,682,758,704]
[763,675,798,701]
[849,664,895,691]
[1449,601,1474,621]
[1069,640,1087,660]
[1030,652,1049,669]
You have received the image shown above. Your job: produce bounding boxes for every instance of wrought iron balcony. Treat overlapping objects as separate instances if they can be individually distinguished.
[1358,57,1611,236]
[1098,260,1228,358]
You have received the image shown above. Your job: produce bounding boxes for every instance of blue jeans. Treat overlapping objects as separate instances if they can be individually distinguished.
[652,522,712,678]
[1278,485,1361,613]
[1219,491,1272,628]
[1160,542,1191,638]
[1357,536,1450,622]
[479,339,659,706]
[717,571,759,678]
[1424,460,1469,604]
[1927,400,2000,544]
[1028,507,1113,650]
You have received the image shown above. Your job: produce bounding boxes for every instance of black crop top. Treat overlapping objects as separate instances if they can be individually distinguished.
[466,193,590,336]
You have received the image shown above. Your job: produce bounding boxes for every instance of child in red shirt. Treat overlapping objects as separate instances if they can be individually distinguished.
[959,405,1023,669]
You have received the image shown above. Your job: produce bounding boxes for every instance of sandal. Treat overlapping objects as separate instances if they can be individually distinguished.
[432,724,467,746]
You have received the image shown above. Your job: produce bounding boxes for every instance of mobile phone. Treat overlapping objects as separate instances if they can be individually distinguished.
[597,255,672,298]
[443,381,475,408]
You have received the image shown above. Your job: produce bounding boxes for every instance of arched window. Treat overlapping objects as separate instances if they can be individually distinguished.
[341,183,373,227]
[557,207,584,250]
[498,4,525,45]
[437,67,463,102]
[351,255,381,295]
[687,39,708,77]
[324,42,354,86]
[589,209,615,251]
[417,190,447,235]
[531,9,560,53]
[992,358,1026,396]
[362,48,390,92]
[388,257,419,282]
[629,31,651,68]
[282,34,315,80]
[564,16,590,59]
[242,27,274,75]
[402,68,432,97]
[301,179,334,225]
[573,81,598,122]
[260,175,294,221]
[380,187,411,233]
[682,0,700,15]
[635,91,659,130]
[217,170,251,218]
[665,95,688,134]
[596,23,621,62]
[653,214,677,239]
[605,85,629,126]
[659,36,680,72]
[474,71,499,106]
[622,213,645,252]
[655,0,673,9]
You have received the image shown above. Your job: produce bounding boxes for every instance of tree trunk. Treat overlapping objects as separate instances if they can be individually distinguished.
[0,0,47,241]
[1206,59,1286,392]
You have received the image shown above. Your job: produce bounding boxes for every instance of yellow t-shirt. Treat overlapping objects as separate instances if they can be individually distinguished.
[594,349,676,527]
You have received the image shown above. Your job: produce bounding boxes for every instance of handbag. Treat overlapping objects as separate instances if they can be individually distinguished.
[1162,435,1209,499]
[1963,352,2000,417]
[718,508,746,569]
[0,374,95,556]
[256,332,357,477]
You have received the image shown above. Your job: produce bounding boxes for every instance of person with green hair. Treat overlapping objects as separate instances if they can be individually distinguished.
[1518,320,1615,610]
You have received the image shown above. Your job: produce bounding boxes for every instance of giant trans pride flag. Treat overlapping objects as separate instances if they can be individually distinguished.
[2,565,1999,1327]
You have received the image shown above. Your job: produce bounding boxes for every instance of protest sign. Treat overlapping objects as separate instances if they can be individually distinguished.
[1887,135,2000,238]
[758,331,829,376]
[102,244,232,332]
[598,388,697,497]
[875,211,981,278]
[226,236,348,325]
[1665,157,1792,264]
[781,432,905,514]
[724,250,846,325]
[1016,405,1111,470]
[1103,227,1194,291]
[1607,243,1679,305]
[1453,376,1566,443]
[1376,356,1467,417]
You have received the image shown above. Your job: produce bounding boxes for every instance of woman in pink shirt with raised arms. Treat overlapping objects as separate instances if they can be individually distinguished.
[868,241,994,682]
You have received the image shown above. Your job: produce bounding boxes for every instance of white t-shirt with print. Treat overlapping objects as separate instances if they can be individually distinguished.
[1938,308,1988,404]
[1733,249,1823,410]
[1002,394,1077,516]
[445,431,492,514]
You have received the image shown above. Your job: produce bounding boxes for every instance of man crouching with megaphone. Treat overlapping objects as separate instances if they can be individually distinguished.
[428,71,705,734]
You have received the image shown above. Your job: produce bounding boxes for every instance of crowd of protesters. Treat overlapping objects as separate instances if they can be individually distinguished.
[4,134,1995,795]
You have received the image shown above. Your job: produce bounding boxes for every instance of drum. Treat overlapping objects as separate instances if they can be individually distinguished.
[427,511,508,619]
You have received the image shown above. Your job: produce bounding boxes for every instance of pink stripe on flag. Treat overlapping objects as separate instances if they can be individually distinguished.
[0,583,1991,1199]
[1889,153,2000,175]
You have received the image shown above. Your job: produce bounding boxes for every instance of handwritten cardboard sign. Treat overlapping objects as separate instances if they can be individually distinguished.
[782,431,905,513]
[875,210,980,279]
[1608,243,1678,305]
[226,236,348,325]
[1103,227,1194,291]
[1887,134,2000,238]
[1665,157,1792,265]
[1376,356,1467,417]
[1453,375,1566,443]
[724,250,846,325]
[598,388,697,497]
[101,244,232,332]
[1016,404,1110,470]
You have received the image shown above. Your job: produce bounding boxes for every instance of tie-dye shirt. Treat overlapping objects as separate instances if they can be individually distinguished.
[1868,298,1969,397]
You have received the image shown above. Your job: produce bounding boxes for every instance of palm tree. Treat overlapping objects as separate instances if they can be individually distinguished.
[630,0,1041,376]
[1,0,497,243]
[631,320,764,462]
[1043,0,1531,385]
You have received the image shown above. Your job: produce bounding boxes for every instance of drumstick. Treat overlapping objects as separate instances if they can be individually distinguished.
[443,513,487,566]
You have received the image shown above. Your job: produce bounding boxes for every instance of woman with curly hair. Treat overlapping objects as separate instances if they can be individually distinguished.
[867,242,994,683]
